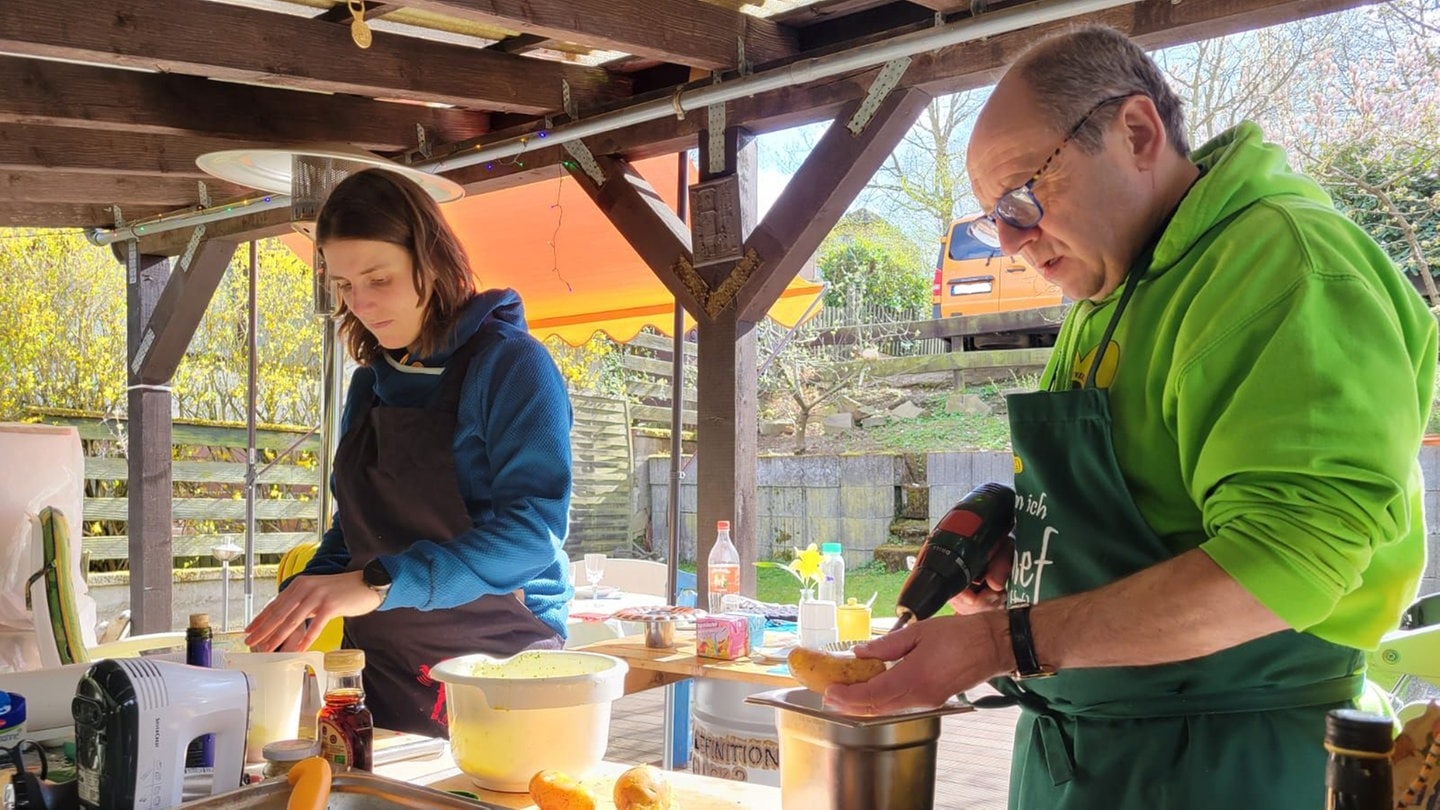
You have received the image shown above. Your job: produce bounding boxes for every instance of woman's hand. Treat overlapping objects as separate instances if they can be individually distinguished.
[947,535,1014,615]
[244,570,382,652]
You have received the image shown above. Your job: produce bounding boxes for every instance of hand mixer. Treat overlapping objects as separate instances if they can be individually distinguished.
[891,482,1016,632]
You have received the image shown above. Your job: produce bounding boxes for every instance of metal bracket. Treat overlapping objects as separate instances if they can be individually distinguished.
[178,225,207,273]
[197,181,211,209]
[562,79,578,121]
[126,238,137,285]
[414,124,433,160]
[736,36,751,77]
[707,104,727,175]
[562,139,606,186]
[848,57,911,136]
[130,328,155,375]
[111,205,125,229]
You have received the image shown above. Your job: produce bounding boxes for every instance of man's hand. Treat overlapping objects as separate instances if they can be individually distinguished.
[244,570,382,652]
[823,611,1013,715]
[948,536,1014,615]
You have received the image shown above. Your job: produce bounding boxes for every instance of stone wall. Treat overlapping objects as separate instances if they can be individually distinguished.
[647,454,903,570]
[87,565,280,634]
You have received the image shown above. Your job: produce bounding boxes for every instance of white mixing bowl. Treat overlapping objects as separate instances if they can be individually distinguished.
[430,650,628,792]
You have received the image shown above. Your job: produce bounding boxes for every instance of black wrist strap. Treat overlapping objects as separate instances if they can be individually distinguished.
[1008,604,1053,680]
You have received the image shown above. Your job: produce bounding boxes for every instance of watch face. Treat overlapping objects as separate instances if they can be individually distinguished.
[364,560,391,587]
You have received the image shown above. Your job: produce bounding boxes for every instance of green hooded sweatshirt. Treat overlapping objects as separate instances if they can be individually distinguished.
[1042,121,1438,650]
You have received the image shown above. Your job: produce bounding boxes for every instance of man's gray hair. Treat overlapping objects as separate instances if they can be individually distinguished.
[1014,24,1190,157]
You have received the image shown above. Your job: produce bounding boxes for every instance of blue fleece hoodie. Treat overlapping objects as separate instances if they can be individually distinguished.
[303,289,573,637]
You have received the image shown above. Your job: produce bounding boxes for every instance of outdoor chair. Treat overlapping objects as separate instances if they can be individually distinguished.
[26,507,185,668]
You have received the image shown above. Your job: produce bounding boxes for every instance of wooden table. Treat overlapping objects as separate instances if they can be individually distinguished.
[377,748,780,808]
[578,634,797,695]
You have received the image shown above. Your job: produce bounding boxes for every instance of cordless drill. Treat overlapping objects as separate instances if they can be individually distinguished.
[893,482,1016,631]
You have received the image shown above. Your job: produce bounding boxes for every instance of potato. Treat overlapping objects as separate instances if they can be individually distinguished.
[612,764,672,810]
[787,646,886,693]
[528,769,596,810]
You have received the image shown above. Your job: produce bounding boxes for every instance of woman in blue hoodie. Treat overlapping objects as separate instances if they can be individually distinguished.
[245,169,573,737]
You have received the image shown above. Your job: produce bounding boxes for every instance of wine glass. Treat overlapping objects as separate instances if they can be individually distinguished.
[583,553,607,597]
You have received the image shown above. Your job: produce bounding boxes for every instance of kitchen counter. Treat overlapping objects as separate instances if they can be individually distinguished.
[378,747,780,808]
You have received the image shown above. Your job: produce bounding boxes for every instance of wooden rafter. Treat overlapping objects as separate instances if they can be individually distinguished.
[563,152,705,318]
[0,56,490,151]
[0,0,626,115]
[392,0,798,70]
[0,203,171,229]
[133,238,239,384]
[0,126,255,178]
[0,172,251,206]
[440,0,1379,192]
[738,86,933,322]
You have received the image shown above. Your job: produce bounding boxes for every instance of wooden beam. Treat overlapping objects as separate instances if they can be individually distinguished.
[0,171,252,206]
[443,0,1378,196]
[737,87,931,322]
[125,247,173,633]
[563,152,705,318]
[133,239,239,384]
[0,203,171,228]
[0,0,625,115]
[0,126,262,178]
[0,56,490,152]
[695,310,759,607]
[393,0,797,71]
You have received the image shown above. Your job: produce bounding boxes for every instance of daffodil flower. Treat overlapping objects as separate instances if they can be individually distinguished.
[756,543,829,596]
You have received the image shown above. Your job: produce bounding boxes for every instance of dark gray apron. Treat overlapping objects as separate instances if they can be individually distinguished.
[334,328,563,738]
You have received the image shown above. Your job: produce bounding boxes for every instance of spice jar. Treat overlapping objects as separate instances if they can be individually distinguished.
[261,739,320,780]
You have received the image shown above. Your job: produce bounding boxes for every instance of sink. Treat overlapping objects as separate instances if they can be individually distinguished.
[179,772,506,809]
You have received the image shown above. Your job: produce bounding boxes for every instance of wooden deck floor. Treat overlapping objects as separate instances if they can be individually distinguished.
[606,683,1018,810]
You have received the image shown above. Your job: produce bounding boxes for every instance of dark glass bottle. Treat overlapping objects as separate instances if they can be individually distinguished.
[184,613,214,770]
[317,650,373,772]
[1324,708,1394,810]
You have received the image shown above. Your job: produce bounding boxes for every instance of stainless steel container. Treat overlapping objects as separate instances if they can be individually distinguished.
[746,687,973,810]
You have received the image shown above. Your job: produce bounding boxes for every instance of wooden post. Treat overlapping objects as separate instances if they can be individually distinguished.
[125,245,174,633]
[692,125,759,600]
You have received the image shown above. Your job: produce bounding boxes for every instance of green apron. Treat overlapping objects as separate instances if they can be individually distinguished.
[998,259,1363,809]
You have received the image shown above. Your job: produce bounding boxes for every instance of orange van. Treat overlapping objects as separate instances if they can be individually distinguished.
[931,214,1063,319]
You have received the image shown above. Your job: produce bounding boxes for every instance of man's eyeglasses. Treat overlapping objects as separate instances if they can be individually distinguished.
[969,94,1140,248]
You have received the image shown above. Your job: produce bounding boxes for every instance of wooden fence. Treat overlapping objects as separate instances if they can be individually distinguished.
[33,409,321,561]
[33,396,645,563]
[619,332,698,435]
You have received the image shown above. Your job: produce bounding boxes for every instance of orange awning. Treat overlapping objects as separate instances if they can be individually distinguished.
[282,155,822,346]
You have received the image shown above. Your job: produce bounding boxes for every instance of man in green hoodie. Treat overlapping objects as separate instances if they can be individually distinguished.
[827,24,1438,808]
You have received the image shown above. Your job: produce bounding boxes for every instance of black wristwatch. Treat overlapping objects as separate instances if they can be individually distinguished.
[1008,604,1055,680]
[362,558,392,604]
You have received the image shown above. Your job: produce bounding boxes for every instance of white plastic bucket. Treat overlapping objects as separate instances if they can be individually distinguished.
[431,650,628,793]
[690,677,781,786]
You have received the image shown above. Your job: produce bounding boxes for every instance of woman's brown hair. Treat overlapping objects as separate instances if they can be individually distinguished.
[316,169,475,366]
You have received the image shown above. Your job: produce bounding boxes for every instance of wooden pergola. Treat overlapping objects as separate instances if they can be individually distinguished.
[0,0,1382,632]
